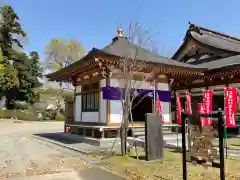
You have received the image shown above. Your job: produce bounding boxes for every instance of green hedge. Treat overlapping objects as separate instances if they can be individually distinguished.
[0,109,38,121]
[55,113,65,121]
[0,108,66,121]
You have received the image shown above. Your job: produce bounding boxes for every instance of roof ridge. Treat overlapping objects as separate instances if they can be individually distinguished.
[128,41,162,57]
[189,23,240,42]
[101,36,128,51]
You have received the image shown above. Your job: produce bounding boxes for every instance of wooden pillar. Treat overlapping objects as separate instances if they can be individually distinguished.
[225,83,229,111]
[106,77,110,125]
[172,90,177,125]
[168,81,172,124]
[187,88,191,151]
[73,86,76,122]
[98,88,101,123]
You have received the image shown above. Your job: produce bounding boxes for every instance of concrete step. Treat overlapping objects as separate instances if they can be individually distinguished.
[132,127,145,132]
[132,131,174,138]
[137,135,145,139]
[132,127,172,132]
[132,131,145,136]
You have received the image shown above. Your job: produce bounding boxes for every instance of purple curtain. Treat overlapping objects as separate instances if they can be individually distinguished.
[102,86,171,102]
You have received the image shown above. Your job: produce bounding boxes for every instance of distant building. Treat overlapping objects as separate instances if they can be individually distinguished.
[171,23,240,124]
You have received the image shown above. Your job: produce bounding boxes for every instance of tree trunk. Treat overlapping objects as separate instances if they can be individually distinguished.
[130,104,138,159]
[56,81,63,115]
[120,123,126,155]
[121,101,129,155]
[5,97,14,110]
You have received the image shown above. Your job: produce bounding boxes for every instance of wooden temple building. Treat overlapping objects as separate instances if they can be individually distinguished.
[171,23,240,126]
[47,23,240,138]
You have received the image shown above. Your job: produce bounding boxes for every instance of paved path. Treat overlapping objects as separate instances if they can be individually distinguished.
[0,120,125,180]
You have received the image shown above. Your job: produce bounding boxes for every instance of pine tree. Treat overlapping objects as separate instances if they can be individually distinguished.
[0,5,42,109]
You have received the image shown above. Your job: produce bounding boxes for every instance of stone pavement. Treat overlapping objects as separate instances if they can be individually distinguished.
[8,168,125,180]
[32,135,127,180]
[0,121,126,180]
[78,167,125,180]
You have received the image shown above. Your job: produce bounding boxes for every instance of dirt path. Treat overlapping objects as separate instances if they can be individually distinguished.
[0,121,89,180]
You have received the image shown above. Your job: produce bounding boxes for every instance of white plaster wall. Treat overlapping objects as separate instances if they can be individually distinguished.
[110,100,123,123]
[109,78,123,123]
[161,101,170,123]
[110,78,155,89]
[76,85,81,93]
[228,83,240,88]
[178,86,227,97]
[109,78,171,123]
[156,82,170,123]
[110,78,169,90]
[82,112,99,122]
[156,82,169,91]
[75,95,81,122]
[99,79,107,123]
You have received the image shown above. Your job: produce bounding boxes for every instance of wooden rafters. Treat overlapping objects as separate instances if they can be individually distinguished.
[172,65,240,90]
[96,55,205,77]
[47,48,206,84]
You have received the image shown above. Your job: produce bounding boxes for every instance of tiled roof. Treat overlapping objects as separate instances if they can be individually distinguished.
[101,37,203,69]
[199,54,240,70]
[172,23,240,59]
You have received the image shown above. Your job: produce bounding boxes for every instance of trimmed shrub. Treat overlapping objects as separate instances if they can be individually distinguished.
[41,109,57,120]
[14,102,29,110]
[18,111,37,121]
[55,113,65,121]
[0,109,38,121]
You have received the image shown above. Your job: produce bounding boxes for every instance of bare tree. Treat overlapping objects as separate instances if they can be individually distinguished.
[96,21,162,156]
[45,39,85,113]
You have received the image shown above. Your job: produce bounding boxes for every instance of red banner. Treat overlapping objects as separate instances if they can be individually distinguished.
[176,94,183,125]
[203,90,213,126]
[198,103,205,126]
[186,92,192,115]
[225,88,237,128]
[156,93,164,124]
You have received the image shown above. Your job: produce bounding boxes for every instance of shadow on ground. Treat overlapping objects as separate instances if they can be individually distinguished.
[34,132,97,145]
[77,167,126,180]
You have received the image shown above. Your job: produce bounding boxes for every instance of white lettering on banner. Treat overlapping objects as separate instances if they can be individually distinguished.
[203,90,213,126]
[225,88,237,128]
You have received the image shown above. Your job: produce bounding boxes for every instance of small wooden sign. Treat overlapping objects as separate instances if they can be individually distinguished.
[188,124,217,164]
[145,113,164,161]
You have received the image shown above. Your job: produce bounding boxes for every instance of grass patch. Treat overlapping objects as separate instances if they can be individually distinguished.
[90,148,240,180]
[214,138,240,150]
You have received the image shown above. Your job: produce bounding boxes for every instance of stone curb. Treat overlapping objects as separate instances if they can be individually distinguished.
[31,135,127,179]
[32,135,90,154]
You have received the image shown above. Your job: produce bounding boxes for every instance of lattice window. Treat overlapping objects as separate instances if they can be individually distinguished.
[82,91,99,112]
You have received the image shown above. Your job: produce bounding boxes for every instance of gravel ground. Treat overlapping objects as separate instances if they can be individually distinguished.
[0,120,91,180]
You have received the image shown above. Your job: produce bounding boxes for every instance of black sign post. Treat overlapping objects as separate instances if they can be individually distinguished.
[180,110,225,180]
[181,112,187,180]
[217,110,225,180]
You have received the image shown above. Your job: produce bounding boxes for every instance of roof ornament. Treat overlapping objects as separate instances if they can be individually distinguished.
[188,22,202,35]
[117,28,123,37]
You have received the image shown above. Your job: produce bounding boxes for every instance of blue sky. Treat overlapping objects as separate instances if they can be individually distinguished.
[4,0,240,59]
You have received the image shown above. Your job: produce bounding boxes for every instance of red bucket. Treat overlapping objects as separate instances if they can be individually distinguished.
[66,126,70,132]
